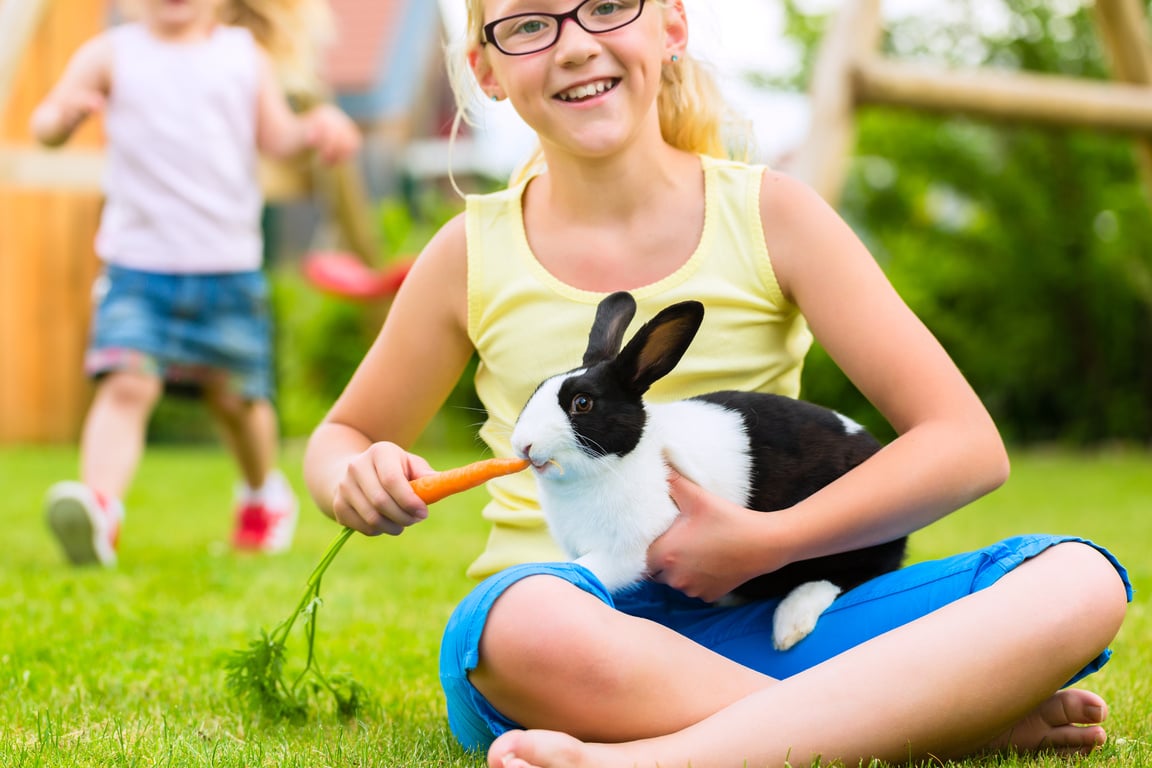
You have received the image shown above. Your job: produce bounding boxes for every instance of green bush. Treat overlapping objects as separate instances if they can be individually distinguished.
[271,191,483,446]
[791,0,1152,446]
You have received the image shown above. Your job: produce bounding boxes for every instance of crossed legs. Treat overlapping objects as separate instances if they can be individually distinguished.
[477,542,1128,768]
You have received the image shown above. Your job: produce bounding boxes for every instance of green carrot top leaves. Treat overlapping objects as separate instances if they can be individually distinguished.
[224,456,530,722]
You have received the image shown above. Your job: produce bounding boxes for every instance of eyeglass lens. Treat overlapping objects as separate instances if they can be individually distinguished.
[487,0,644,56]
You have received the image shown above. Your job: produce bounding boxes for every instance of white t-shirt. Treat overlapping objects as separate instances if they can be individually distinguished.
[97,23,263,273]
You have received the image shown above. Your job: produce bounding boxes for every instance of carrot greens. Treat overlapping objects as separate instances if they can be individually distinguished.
[224,457,529,721]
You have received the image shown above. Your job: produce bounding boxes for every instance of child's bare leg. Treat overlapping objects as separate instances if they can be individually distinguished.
[202,379,277,488]
[484,542,1127,768]
[80,371,163,498]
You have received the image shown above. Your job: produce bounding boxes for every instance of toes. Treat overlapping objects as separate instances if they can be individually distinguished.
[489,732,531,768]
[487,729,588,768]
[1041,689,1108,727]
[1039,724,1107,754]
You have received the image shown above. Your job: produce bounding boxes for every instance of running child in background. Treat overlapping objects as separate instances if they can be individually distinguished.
[30,0,360,566]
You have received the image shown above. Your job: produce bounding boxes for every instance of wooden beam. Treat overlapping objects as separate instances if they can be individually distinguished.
[0,0,52,114]
[855,58,1152,135]
[0,145,104,189]
[0,144,315,201]
[791,0,883,205]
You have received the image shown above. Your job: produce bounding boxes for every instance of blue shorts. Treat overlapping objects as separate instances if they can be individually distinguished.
[85,264,274,400]
[440,534,1132,752]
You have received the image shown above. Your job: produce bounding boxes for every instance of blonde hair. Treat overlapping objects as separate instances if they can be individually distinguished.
[117,0,335,97]
[446,0,751,188]
[219,0,335,97]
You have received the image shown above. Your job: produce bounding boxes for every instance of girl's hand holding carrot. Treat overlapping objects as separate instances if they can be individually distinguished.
[332,441,435,536]
[332,443,529,537]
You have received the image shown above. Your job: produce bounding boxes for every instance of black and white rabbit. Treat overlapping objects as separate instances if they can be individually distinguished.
[510,291,907,650]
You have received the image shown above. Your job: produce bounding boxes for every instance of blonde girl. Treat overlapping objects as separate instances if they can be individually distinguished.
[303,1,1130,765]
[32,0,359,565]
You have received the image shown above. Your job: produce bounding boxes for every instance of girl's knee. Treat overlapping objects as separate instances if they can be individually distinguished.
[480,575,615,667]
[477,574,644,702]
[1034,542,1128,637]
[470,574,649,734]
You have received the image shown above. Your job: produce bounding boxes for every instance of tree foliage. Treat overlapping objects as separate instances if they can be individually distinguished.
[781,0,1152,445]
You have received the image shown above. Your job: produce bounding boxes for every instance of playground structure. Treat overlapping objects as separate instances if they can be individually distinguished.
[2,0,1152,443]
[792,0,1152,208]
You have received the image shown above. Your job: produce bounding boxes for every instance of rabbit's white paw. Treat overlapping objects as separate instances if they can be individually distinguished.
[772,580,842,651]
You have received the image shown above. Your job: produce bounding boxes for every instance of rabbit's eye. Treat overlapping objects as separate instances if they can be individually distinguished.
[570,394,594,415]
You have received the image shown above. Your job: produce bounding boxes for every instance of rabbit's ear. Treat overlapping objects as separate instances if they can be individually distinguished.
[583,292,638,366]
[614,301,704,394]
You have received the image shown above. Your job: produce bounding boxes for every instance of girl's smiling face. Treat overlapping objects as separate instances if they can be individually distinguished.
[471,0,687,160]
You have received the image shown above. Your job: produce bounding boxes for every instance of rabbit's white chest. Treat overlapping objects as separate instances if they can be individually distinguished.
[649,400,754,506]
[537,400,753,593]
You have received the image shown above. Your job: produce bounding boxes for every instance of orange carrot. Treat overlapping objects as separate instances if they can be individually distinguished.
[409,456,530,504]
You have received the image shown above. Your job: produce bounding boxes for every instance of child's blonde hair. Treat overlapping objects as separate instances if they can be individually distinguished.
[446,0,751,187]
[219,0,335,97]
[117,0,334,96]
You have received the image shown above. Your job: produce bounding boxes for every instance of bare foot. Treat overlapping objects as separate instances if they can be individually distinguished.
[488,730,616,768]
[986,689,1109,755]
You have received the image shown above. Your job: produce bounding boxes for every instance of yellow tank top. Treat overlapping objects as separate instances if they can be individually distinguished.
[463,155,812,579]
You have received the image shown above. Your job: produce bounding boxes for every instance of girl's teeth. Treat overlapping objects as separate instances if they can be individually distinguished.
[560,81,612,101]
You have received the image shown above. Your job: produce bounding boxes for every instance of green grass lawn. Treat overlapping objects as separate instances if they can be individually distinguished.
[1,442,1149,767]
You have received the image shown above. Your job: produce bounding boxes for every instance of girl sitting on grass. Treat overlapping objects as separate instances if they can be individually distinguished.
[304,1,1131,765]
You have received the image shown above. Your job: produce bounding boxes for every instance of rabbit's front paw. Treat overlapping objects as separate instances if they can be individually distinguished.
[772,580,842,651]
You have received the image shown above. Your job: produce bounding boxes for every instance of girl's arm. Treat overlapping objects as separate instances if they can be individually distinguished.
[253,51,360,164]
[29,35,112,147]
[649,170,1009,602]
[303,213,476,536]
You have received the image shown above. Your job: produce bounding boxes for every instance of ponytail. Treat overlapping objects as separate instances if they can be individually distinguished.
[657,52,751,162]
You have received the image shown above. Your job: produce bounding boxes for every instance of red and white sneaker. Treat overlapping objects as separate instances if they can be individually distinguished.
[45,481,123,567]
[232,470,298,553]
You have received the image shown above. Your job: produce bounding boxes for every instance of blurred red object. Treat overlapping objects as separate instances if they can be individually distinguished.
[302,251,412,300]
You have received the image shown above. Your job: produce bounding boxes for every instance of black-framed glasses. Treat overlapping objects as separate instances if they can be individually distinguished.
[482,0,646,56]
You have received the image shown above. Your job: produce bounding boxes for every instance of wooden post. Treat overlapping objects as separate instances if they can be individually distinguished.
[790,0,883,206]
[0,0,52,114]
[0,0,107,443]
[1091,0,1152,206]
